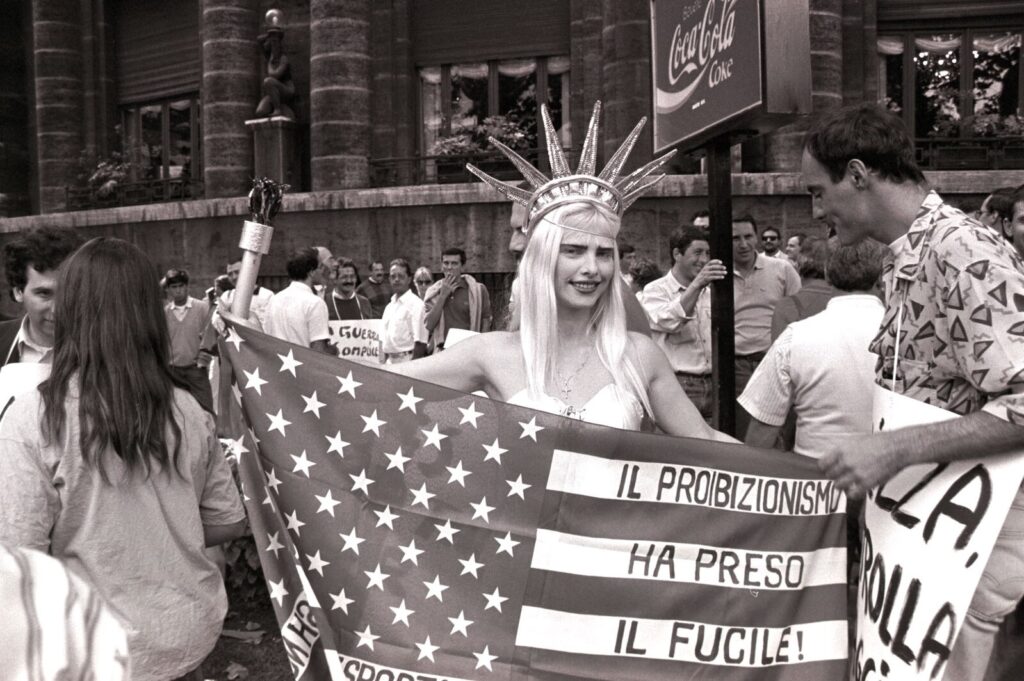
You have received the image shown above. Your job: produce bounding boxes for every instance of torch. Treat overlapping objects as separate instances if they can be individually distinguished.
[232,177,287,320]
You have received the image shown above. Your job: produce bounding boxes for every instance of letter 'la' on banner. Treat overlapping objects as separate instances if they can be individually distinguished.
[220,320,849,680]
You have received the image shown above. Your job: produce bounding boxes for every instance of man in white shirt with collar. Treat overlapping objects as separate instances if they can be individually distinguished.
[219,258,275,327]
[641,226,726,420]
[380,258,428,363]
[1,227,82,368]
[263,247,333,353]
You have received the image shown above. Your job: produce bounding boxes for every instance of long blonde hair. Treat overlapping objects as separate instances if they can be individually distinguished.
[509,202,652,415]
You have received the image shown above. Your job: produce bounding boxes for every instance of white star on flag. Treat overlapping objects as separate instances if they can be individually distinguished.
[314,489,341,516]
[482,439,507,465]
[330,589,354,613]
[337,371,362,398]
[284,510,305,536]
[434,520,459,544]
[306,550,330,576]
[423,575,449,602]
[350,468,374,495]
[290,450,315,477]
[355,625,378,651]
[446,460,472,486]
[224,327,243,351]
[495,532,520,557]
[365,563,389,590]
[325,431,349,458]
[262,491,275,510]
[416,636,439,663]
[458,553,484,578]
[266,409,291,436]
[483,587,508,612]
[244,368,267,395]
[339,528,364,555]
[458,401,483,427]
[265,468,282,493]
[398,539,424,565]
[448,610,473,637]
[474,645,498,671]
[470,496,495,523]
[278,350,303,376]
[421,423,447,449]
[519,416,544,441]
[506,474,531,499]
[265,532,284,557]
[220,436,248,458]
[301,391,326,418]
[383,446,410,472]
[374,505,399,530]
[390,599,415,627]
[268,579,288,606]
[231,381,242,406]
[410,483,435,509]
[361,410,386,436]
[396,386,422,413]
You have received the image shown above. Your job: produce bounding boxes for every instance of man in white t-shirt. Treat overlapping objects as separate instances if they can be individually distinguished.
[739,239,886,457]
[218,259,274,327]
[380,258,427,363]
[263,247,333,353]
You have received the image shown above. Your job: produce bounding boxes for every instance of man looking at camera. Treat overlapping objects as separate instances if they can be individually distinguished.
[423,247,491,352]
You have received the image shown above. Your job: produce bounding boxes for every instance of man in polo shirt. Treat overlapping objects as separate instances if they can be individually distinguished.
[164,268,215,414]
[1,227,82,368]
[732,214,802,434]
[380,258,427,363]
[641,226,726,421]
[263,247,333,353]
[423,247,491,352]
[357,260,392,318]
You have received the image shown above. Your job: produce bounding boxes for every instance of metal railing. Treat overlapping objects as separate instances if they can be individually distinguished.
[369,148,579,188]
[916,137,1024,171]
[65,177,204,211]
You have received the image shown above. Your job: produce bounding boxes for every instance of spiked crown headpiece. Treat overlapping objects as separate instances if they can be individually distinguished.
[467,101,676,236]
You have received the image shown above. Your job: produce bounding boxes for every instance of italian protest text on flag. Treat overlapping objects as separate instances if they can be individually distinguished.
[220,321,849,680]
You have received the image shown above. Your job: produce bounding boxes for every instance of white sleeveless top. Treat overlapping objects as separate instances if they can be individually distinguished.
[506,384,643,430]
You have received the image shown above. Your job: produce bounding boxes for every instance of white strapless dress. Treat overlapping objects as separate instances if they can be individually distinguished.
[506,384,643,430]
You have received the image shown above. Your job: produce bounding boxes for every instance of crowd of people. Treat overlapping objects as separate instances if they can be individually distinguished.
[1,102,1023,680]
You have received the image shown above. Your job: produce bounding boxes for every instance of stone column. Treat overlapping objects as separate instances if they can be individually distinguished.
[570,0,603,142]
[310,0,371,189]
[600,0,653,171]
[201,0,258,198]
[0,0,30,216]
[764,0,844,171]
[30,0,84,214]
[369,0,414,185]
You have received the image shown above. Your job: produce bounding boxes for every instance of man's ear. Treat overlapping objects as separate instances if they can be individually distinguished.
[12,287,24,304]
[671,247,681,262]
[846,159,871,189]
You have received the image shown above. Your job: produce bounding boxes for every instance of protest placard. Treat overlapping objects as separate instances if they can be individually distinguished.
[854,387,1024,680]
[327,320,381,363]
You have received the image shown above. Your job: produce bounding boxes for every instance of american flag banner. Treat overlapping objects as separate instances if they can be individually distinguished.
[220,320,849,681]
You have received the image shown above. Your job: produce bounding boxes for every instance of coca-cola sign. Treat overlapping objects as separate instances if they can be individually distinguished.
[650,0,763,152]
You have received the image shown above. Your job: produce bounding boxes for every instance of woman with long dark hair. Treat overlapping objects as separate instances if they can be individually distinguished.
[0,237,246,681]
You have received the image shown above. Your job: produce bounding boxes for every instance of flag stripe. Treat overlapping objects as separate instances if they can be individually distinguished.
[547,449,846,517]
[515,606,847,665]
[529,529,846,589]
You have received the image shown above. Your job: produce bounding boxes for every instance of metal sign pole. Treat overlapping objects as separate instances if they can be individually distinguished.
[707,135,736,436]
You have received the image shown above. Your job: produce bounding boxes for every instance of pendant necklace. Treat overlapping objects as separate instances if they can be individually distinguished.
[556,349,592,406]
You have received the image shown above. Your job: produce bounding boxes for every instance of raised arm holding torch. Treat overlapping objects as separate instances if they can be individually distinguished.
[231,177,287,321]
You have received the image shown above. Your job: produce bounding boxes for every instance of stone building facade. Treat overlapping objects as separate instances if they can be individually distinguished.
[1,0,1022,314]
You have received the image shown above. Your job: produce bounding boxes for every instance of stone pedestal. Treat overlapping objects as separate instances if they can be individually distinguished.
[246,116,299,187]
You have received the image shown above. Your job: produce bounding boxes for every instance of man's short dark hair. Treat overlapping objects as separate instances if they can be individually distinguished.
[804,103,926,185]
[669,227,708,259]
[3,227,82,291]
[797,236,829,280]
[629,257,662,290]
[619,243,636,256]
[987,187,1018,222]
[287,247,321,281]
[761,226,781,239]
[827,239,886,292]
[164,268,190,287]
[389,258,412,277]
[441,247,467,265]
[370,260,385,270]
[733,214,757,231]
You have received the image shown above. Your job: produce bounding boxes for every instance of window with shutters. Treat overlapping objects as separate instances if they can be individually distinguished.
[117,96,202,203]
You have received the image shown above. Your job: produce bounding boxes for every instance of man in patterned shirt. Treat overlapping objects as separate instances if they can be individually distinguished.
[804,103,1024,681]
